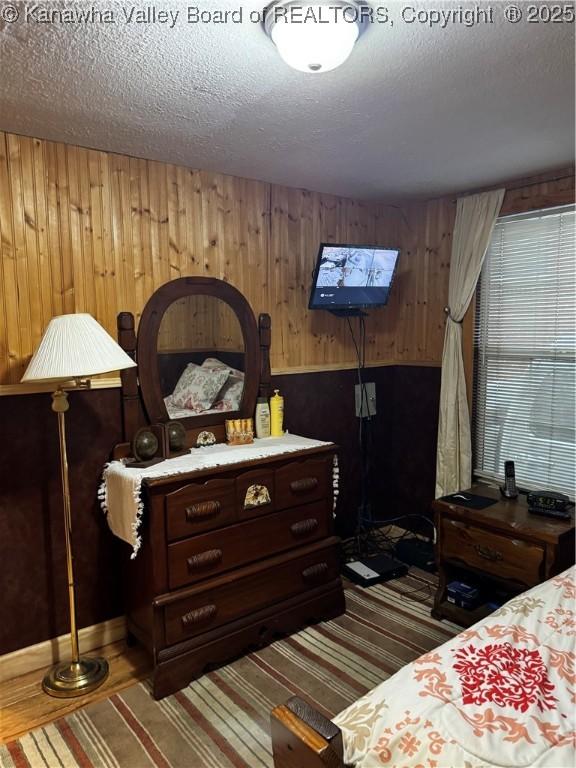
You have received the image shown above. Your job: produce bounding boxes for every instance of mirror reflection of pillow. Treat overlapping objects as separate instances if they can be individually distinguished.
[202,357,244,379]
[212,379,244,411]
[170,363,199,405]
[202,357,245,411]
[171,365,230,412]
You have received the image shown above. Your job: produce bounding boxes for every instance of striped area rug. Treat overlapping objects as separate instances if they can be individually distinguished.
[1,571,459,768]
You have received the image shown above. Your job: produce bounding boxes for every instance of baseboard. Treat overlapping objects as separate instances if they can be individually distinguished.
[0,616,126,683]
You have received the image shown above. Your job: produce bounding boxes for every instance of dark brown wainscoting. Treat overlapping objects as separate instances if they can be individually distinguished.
[272,365,441,538]
[0,389,129,655]
[0,365,440,654]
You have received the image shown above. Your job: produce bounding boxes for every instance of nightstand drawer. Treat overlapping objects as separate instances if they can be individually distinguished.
[442,519,545,585]
[165,479,237,540]
[162,539,340,645]
[167,501,330,589]
[275,458,329,510]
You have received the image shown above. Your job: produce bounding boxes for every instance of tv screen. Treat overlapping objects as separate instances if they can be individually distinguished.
[309,243,400,310]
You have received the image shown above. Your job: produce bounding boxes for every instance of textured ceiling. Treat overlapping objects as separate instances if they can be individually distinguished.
[0,1,574,199]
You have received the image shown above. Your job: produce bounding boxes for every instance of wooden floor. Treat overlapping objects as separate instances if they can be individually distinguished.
[0,641,150,744]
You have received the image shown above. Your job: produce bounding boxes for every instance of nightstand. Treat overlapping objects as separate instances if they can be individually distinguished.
[431,483,575,627]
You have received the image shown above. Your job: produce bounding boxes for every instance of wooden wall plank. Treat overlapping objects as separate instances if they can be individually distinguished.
[66,145,86,314]
[500,170,575,216]
[55,141,74,316]
[167,163,183,282]
[88,149,106,324]
[136,157,154,325]
[77,145,96,320]
[0,134,17,381]
[45,141,64,320]
[7,135,32,380]
[117,154,136,320]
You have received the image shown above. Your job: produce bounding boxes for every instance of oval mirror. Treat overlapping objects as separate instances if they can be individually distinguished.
[136,278,260,430]
[158,295,245,418]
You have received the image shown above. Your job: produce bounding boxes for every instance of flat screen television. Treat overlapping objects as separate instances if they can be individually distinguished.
[308,243,400,312]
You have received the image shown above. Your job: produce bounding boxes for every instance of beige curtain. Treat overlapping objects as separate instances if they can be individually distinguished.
[435,189,505,498]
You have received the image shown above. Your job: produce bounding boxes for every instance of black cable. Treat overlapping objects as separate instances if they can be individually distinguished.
[346,315,364,426]
[358,314,375,523]
[358,315,371,422]
[346,315,368,545]
[358,513,437,541]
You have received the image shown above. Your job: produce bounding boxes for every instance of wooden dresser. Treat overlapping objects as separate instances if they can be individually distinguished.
[432,483,575,627]
[124,443,344,699]
[112,278,345,698]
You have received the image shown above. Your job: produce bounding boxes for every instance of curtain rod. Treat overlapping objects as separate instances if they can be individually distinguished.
[452,173,575,203]
[385,172,573,224]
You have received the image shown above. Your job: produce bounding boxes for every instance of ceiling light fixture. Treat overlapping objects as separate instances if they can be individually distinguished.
[264,0,368,74]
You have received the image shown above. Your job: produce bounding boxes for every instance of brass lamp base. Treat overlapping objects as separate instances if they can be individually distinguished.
[42,656,109,698]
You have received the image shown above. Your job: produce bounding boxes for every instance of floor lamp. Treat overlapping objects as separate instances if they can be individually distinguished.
[21,313,136,698]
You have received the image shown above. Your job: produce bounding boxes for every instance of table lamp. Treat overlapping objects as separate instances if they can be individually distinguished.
[21,313,137,697]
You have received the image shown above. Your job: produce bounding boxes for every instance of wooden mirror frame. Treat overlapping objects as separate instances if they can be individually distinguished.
[117,277,271,445]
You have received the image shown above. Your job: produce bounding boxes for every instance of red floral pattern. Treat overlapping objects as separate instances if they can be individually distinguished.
[453,642,557,712]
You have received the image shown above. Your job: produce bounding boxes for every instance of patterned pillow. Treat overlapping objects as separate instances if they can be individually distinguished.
[212,378,244,411]
[170,363,198,406]
[202,357,245,411]
[171,363,230,412]
[202,357,243,378]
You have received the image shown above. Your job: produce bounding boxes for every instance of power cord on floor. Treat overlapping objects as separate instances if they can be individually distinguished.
[359,513,437,544]
[342,514,437,563]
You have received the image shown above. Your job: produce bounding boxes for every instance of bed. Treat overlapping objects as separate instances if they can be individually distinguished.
[271,566,576,767]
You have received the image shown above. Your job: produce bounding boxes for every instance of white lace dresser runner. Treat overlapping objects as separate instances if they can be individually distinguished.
[100,434,337,557]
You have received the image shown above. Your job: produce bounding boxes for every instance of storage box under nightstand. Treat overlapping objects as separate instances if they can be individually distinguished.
[431,483,575,627]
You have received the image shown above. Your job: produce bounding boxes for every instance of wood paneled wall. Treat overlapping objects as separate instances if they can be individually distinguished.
[499,170,575,216]
[0,131,452,386]
[157,295,243,353]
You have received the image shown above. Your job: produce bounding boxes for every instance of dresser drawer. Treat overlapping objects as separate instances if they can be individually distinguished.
[162,539,340,645]
[236,468,275,520]
[165,479,237,541]
[167,501,330,589]
[275,458,330,510]
[442,518,545,585]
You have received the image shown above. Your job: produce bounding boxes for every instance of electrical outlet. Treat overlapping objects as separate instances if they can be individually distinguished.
[355,382,376,418]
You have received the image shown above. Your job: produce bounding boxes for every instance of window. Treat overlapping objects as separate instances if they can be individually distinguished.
[473,204,575,499]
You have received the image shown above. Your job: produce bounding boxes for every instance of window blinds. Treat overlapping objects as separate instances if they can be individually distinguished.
[473,204,575,499]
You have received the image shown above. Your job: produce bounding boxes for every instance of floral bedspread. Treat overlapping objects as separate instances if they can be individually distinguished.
[333,567,576,768]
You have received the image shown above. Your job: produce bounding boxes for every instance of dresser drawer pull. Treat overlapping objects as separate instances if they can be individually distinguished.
[185,500,221,521]
[186,549,223,571]
[290,477,319,493]
[474,544,503,562]
[181,604,217,627]
[244,484,272,510]
[290,518,319,537]
[302,562,329,583]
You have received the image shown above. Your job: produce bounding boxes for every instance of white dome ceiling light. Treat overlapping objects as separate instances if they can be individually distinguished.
[264,1,368,74]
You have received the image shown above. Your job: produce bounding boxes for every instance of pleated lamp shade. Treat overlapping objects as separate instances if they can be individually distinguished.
[21,313,137,382]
